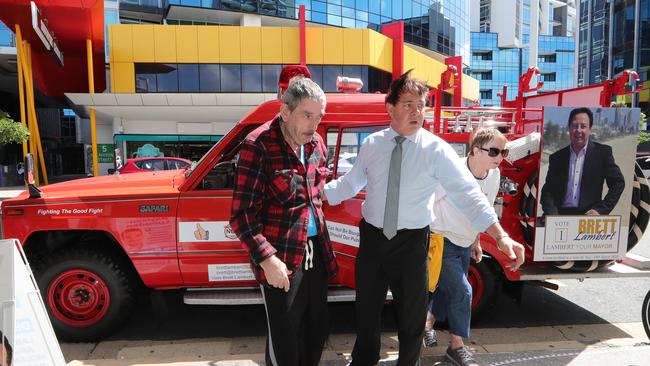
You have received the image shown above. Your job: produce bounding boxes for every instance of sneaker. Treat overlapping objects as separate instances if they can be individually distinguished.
[422,328,437,347]
[446,345,478,366]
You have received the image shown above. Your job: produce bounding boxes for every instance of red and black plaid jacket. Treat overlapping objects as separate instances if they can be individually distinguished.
[229,116,338,284]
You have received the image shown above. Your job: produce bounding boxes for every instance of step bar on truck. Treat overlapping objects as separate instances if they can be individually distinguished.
[184,287,393,305]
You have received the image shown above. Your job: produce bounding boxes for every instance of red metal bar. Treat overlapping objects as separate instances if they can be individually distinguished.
[299,5,306,67]
[381,21,404,79]
[445,56,463,107]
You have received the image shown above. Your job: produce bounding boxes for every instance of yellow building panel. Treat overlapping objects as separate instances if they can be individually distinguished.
[371,32,392,73]
[197,26,220,63]
[368,31,393,73]
[176,26,198,63]
[261,27,283,63]
[110,25,133,63]
[361,29,370,65]
[240,27,262,63]
[220,27,241,63]
[154,25,177,63]
[343,29,363,65]
[111,62,135,93]
[281,27,300,64]
[131,25,155,63]
[306,28,324,64]
[323,28,344,65]
[462,74,480,102]
[403,47,416,74]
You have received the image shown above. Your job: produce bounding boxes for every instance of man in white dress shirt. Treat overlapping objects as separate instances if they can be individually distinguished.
[324,71,525,366]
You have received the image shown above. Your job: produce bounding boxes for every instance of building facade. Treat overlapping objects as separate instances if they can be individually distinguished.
[0,0,480,183]
[67,0,481,173]
[577,0,649,116]
[469,0,576,106]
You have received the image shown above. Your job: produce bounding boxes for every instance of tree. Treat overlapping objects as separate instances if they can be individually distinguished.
[0,110,30,145]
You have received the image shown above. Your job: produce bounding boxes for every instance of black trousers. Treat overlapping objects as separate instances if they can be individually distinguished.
[351,219,429,366]
[260,236,329,366]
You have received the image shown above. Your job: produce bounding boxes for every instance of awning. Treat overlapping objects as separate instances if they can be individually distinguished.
[0,0,106,97]
[65,92,278,126]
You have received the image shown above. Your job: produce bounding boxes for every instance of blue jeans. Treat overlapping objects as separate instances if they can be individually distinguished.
[428,238,472,338]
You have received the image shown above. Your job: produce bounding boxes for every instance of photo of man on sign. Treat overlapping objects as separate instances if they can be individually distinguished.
[535,106,640,262]
[540,107,625,216]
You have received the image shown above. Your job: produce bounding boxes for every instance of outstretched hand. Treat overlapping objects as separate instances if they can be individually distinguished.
[497,236,526,271]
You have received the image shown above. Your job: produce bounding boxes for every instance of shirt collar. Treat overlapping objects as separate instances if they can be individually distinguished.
[570,141,588,157]
[387,126,419,144]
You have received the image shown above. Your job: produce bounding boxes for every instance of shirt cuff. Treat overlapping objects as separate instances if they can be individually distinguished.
[472,208,499,233]
[324,181,345,205]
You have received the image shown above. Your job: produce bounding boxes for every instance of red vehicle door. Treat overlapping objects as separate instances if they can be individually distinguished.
[176,126,257,287]
[323,123,387,288]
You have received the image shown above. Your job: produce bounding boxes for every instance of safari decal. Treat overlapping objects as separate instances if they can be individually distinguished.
[178,221,239,242]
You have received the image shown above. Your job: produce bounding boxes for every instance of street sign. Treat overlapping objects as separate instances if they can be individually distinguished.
[98,144,115,164]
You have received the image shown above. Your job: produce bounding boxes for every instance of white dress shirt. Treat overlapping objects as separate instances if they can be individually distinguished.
[430,157,501,247]
[563,143,588,208]
[324,127,498,232]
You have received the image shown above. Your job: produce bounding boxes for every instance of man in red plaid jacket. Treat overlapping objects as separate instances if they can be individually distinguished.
[230,76,337,366]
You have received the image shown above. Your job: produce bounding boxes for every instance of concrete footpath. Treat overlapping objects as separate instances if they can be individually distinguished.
[63,322,650,366]
[0,186,25,200]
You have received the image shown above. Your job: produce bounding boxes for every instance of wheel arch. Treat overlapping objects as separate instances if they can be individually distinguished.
[22,229,144,288]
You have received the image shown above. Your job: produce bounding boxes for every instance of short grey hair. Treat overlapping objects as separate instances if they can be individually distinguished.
[282,76,326,111]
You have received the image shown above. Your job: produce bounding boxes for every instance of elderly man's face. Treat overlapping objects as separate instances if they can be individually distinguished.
[569,112,592,152]
[280,98,326,147]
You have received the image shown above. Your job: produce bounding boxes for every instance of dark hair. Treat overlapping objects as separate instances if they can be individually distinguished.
[385,69,429,106]
[1,331,12,366]
[568,107,593,128]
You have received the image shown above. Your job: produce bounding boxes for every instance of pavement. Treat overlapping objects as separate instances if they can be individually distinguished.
[0,185,25,200]
[60,322,650,366]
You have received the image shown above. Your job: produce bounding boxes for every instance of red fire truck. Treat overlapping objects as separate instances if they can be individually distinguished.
[2,67,649,342]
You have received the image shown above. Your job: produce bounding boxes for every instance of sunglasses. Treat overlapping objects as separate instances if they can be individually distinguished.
[480,147,509,158]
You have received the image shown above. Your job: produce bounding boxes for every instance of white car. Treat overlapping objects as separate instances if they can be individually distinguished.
[335,152,357,174]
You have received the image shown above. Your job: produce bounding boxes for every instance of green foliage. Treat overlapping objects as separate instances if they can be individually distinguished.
[0,110,30,145]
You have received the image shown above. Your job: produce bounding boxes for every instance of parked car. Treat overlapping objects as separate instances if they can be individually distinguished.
[118,157,191,174]
[329,152,357,176]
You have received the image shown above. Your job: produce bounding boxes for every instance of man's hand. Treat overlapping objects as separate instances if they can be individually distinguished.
[260,255,292,292]
[496,236,526,271]
[471,242,482,263]
[585,209,600,215]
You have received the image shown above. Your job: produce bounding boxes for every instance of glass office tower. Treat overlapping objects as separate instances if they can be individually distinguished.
[578,0,648,116]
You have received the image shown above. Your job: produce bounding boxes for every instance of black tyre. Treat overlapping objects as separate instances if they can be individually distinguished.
[627,161,650,251]
[33,247,136,341]
[468,259,497,321]
[641,290,650,339]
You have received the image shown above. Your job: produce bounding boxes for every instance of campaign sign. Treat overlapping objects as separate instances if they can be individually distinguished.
[534,106,639,261]
[0,240,66,366]
[535,215,624,261]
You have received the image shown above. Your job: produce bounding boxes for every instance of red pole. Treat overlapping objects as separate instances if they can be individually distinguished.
[381,21,404,79]
[299,5,306,67]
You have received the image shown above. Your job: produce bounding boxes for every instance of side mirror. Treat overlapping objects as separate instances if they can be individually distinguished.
[24,154,42,198]
[24,154,35,185]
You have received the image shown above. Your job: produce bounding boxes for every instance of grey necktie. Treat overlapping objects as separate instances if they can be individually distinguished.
[383,136,405,240]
